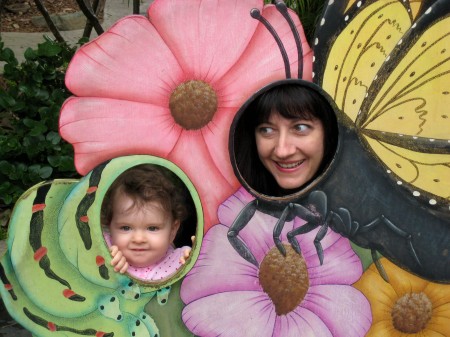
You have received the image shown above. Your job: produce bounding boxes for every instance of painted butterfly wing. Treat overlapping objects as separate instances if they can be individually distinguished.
[358,1,450,212]
[314,0,449,214]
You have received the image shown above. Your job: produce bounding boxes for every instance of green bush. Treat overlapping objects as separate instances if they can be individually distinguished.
[0,37,81,206]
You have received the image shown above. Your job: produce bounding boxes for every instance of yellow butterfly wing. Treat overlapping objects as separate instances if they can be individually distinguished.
[315,0,449,209]
[321,0,414,123]
[360,5,450,207]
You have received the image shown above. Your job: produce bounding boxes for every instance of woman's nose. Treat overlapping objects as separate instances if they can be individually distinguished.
[274,133,296,158]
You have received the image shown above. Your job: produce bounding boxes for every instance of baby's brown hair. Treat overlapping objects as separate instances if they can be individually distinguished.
[101,164,189,227]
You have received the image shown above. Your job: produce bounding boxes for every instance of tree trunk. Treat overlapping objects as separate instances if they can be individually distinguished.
[133,0,140,14]
[82,0,105,39]
[75,0,104,35]
[33,0,65,43]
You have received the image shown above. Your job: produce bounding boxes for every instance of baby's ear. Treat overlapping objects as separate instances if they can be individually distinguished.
[170,220,181,242]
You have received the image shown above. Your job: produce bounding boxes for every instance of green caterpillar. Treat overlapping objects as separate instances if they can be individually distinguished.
[0,155,202,337]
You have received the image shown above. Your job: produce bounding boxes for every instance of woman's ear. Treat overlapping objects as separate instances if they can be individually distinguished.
[170,220,181,243]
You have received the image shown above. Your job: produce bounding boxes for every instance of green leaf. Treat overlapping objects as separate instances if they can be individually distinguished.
[37,42,62,57]
[24,48,37,61]
[46,131,61,145]
[39,166,53,179]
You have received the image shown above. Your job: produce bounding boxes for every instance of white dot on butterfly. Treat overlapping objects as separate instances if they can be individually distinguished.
[429,139,435,142]
[399,134,404,137]
[413,136,418,139]
[413,191,420,197]
[412,23,417,29]
[357,1,362,7]
[429,199,437,205]
[329,0,335,5]
[315,38,319,46]
[313,56,316,62]
[397,39,403,45]
[425,7,432,14]
[312,72,315,78]
[345,15,349,21]
[358,110,361,115]
[387,170,392,174]
[374,75,378,80]
[397,181,402,185]
[321,18,325,26]
[365,92,368,97]
[385,55,390,62]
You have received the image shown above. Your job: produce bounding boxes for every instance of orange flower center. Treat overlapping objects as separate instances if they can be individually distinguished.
[169,80,218,130]
[391,292,433,333]
[259,244,309,315]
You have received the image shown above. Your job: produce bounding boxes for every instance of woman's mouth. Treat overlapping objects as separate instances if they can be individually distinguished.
[276,160,304,169]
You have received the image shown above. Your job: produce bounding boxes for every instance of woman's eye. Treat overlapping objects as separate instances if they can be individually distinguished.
[294,124,309,132]
[257,126,273,135]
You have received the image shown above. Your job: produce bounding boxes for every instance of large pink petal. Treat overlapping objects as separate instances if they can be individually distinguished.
[65,16,184,102]
[167,132,238,230]
[182,291,276,337]
[302,285,372,337]
[273,307,332,337]
[180,225,259,304]
[201,106,240,194]
[217,5,313,109]
[149,0,262,81]
[217,187,255,225]
[59,97,181,174]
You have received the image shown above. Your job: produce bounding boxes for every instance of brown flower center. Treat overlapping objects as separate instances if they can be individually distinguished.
[391,292,433,333]
[169,80,218,130]
[259,244,309,315]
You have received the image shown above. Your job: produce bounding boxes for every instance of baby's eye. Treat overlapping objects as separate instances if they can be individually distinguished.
[147,226,159,232]
[120,226,131,231]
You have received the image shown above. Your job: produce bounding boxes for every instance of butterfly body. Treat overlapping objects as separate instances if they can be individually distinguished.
[320,121,450,283]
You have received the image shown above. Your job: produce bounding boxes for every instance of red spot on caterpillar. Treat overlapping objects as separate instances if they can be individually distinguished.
[32,204,46,213]
[80,216,89,223]
[34,247,47,261]
[4,284,12,291]
[96,332,106,337]
[47,322,56,331]
[96,256,105,266]
[87,186,98,194]
[63,289,75,298]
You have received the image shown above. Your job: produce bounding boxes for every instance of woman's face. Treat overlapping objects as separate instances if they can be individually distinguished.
[255,111,325,191]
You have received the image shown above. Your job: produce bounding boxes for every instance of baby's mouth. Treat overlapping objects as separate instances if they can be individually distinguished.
[276,160,304,169]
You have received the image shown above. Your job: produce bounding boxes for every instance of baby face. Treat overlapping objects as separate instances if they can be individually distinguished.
[109,193,179,268]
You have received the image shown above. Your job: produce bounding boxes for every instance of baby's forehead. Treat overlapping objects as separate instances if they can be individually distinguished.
[112,192,169,214]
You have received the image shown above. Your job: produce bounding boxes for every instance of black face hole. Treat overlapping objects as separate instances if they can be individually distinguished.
[98,160,203,285]
[231,80,339,199]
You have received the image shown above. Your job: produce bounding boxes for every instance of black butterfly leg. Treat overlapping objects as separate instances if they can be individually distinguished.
[273,204,291,256]
[227,199,259,266]
[360,215,422,267]
[331,208,390,282]
[284,204,322,257]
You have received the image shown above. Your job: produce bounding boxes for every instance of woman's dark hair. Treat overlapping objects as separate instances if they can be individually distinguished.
[234,82,338,196]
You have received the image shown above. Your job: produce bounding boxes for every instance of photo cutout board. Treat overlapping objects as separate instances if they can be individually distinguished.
[1,0,449,336]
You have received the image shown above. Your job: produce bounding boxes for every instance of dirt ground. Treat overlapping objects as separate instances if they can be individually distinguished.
[1,0,97,33]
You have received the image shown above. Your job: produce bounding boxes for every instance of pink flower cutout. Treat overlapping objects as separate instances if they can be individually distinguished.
[181,188,372,337]
[59,0,312,231]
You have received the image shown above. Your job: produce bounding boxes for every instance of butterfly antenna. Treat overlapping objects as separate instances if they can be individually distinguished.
[273,0,303,79]
[250,8,291,78]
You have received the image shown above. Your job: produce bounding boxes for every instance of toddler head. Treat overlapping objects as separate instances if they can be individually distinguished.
[101,164,189,267]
